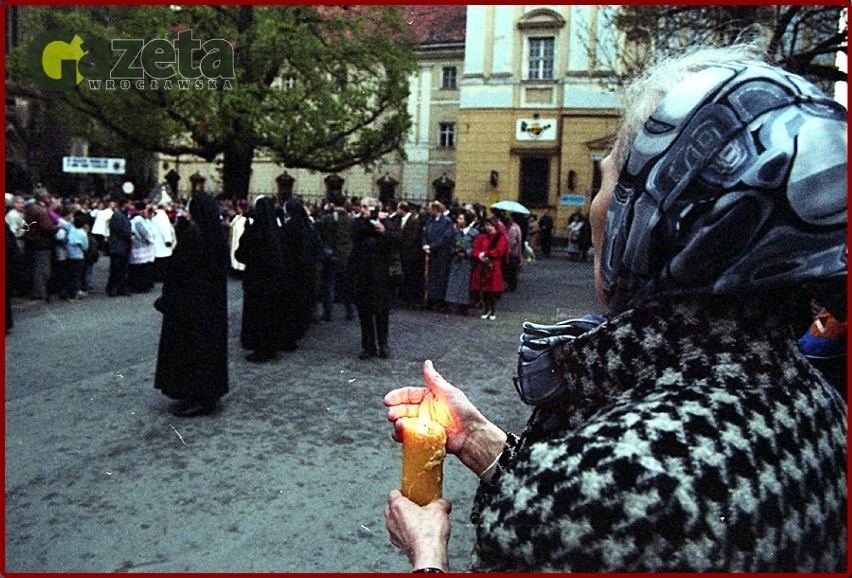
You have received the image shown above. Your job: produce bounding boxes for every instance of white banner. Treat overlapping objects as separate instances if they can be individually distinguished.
[62,157,126,175]
[515,118,556,141]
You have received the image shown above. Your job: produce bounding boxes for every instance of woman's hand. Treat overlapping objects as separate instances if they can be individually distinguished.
[385,489,451,572]
[384,360,507,477]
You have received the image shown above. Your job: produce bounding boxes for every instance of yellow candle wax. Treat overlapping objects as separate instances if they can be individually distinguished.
[400,416,447,506]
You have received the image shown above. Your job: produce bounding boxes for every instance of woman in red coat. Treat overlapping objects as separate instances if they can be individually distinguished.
[470,216,508,320]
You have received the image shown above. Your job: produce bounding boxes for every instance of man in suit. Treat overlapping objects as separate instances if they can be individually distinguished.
[106,196,133,296]
[421,201,454,311]
[390,202,425,308]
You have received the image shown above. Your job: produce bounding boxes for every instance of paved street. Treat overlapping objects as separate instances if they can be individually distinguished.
[5,249,601,572]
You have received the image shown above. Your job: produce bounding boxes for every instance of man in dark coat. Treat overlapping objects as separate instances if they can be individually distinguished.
[421,201,453,311]
[537,208,554,258]
[154,192,229,417]
[315,195,355,321]
[351,197,399,359]
[391,202,424,308]
[106,196,133,296]
[22,190,57,301]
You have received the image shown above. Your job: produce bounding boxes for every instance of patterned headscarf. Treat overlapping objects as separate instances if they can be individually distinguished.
[600,61,847,312]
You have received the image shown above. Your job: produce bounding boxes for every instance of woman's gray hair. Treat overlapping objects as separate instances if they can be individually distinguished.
[611,35,770,171]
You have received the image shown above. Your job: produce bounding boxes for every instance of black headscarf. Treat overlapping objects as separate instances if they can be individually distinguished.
[284,197,311,233]
[188,191,229,276]
[252,196,285,268]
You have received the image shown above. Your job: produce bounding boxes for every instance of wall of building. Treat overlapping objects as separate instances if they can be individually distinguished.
[400,46,465,204]
[455,108,517,207]
[454,5,620,238]
[159,154,389,206]
[554,112,619,237]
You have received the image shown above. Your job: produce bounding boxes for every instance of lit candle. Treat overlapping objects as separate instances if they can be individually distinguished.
[400,416,447,506]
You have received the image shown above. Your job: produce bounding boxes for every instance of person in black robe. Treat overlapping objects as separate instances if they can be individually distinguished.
[282,197,323,339]
[235,196,287,362]
[154,192,229,417]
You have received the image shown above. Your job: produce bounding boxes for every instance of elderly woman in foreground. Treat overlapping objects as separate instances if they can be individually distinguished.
[383,38,847,572]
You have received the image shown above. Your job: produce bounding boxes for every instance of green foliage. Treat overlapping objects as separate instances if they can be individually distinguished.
[6,5,417,196]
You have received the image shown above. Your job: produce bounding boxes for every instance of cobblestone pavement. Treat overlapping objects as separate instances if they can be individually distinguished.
[4,249,601,572]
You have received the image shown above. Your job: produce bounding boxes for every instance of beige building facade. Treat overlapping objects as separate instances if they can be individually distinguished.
[455,5,620,238]
[397,30,466,204]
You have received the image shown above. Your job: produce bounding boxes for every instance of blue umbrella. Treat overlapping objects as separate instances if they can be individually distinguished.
[491,200,530,215]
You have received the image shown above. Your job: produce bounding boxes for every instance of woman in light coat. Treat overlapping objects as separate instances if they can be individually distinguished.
[444,210,478,315]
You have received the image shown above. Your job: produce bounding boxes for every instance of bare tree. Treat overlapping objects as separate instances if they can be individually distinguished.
[591,6,846,92]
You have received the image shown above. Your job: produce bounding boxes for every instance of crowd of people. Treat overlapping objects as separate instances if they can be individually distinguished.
[227,193,552,361]
[4,184,581,414]
[5,183,586,333]
[5,190,177,303]
[4,189,177,333]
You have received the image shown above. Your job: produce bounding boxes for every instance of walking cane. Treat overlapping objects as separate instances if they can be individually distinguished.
[423,251,430,307]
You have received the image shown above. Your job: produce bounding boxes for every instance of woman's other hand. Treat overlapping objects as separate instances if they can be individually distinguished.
[385,489,451,572]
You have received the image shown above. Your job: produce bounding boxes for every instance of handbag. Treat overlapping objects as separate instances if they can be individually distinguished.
[514,315,605,405]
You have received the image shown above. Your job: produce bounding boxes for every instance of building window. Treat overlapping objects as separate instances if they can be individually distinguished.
[439,123,456,148]
[441,66,457,89]
[528,37,555,80]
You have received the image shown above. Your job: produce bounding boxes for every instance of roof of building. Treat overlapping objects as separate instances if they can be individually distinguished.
[403,5,466,46]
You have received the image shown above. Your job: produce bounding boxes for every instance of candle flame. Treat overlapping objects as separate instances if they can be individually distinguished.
[416,414,433,431]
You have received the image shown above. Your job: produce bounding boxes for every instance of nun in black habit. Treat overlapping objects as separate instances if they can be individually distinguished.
[235,196,287,361]
[154,192,230,417]
[282,197,323,340]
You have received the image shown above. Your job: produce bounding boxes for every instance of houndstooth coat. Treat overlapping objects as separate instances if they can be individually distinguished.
[471,296,847,572]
